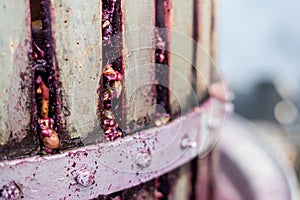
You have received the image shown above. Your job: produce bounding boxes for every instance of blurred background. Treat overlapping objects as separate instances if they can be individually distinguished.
[218,0,300,199]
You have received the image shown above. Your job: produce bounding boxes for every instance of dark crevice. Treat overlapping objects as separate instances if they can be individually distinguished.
[0,135,39,161]
[102,0,123,73]
[156,167,179,200]
[96,180,155,200]
[30,0,72,154]
[189,157,199,200]
[32,0,59,154]
[157,174,172,200]
[99,0,124,141]
[155,0,171,114]
[39,0,58,125]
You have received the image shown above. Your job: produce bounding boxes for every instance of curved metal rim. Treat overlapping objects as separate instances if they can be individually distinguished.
[218,115,299,200]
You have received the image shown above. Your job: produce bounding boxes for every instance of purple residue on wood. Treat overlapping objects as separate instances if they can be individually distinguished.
[100,0,124,141]
[102,0,123,73]
[40,0,58,121]
[100,65,123,141]
[30,0,72,153]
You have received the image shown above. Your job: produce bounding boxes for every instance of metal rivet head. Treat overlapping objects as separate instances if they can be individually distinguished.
[180,136,197,149]
[75,168,94,187]
[0,181,22,200]
[135,152,152,168]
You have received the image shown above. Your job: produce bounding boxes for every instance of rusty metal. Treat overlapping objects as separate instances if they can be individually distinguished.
[0,98,225,199]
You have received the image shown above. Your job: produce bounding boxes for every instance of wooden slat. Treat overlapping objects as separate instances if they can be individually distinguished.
[196,0,213,100]
[196,151,216,199]
[51,1,102,139]
[168,164,192,200]
[0,0,32,145]
[169,0,196,115]
[210,0,220,83]
[123,0,156,131]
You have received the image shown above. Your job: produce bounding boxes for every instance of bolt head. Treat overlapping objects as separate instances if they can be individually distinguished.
[180,136,197,149]
[135,153,152,168]
[75,168,94,187]
[0,181,21,200]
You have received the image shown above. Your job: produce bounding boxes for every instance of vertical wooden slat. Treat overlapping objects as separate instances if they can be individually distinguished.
[196,0,213,101]
[196,151,217,199]
[210,0,220,83]
[169,0,196,116]
[155,0,170,114]
[168,164,192,200]
[123,0,156,131]
[196,155,210,199]
[51,1,102,139]
[0,1,32,145]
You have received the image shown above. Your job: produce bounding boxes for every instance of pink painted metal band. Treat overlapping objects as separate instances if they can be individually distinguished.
[0,98,225,199]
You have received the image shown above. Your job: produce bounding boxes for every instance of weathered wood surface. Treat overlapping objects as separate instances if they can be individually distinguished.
[51,0,102,139]
[196,0,214,100]
[0,0,218,163]
[123,0,156,131]
[0,0,220,198]
[169,0,196,116]
[0,0,32,145]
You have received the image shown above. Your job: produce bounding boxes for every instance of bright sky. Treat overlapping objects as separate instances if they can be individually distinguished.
[219,0,300,92]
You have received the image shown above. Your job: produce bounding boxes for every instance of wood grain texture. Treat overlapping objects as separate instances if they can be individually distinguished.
[51,0,102,139]
[169,0,196,116]
[0,0,32,145]
[123,0,156,131]
[196,0,213,101]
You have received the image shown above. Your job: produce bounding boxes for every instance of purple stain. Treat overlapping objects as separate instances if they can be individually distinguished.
[108,184,112,190]
[31,0,71,155]
[99,0,124,141]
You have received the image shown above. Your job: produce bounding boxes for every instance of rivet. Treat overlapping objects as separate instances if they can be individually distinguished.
[180,136,197,149]
[75,168,94,187]
[0,181,22,200]
[135,152,152,168]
